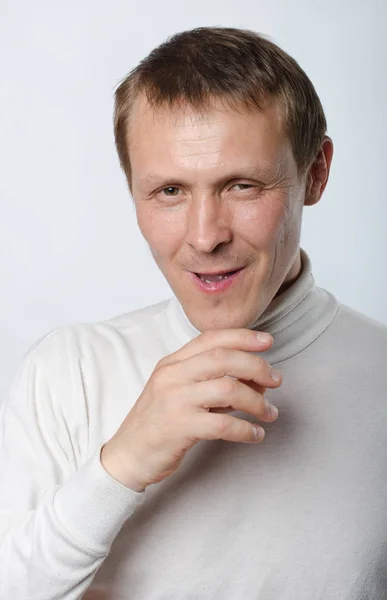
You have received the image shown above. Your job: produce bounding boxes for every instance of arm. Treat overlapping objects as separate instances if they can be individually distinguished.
[0,330,144,600]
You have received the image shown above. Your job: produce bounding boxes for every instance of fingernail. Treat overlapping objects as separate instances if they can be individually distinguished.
[269,404,279,419]
[271,368,282,383]
[254,425,265,441]
[256,332,272,343]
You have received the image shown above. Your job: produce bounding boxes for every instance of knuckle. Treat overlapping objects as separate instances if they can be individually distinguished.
[247,391,266,417]
[236,329,254,344]
[240,420,252,440]
[209,346,229,362]
[218,376,238,396]
[253,354,266,370]
[254,355,271,377]
[154,356,168,371]
[152,362,173,387]
[213,415,229,437]
[260,395,270,413]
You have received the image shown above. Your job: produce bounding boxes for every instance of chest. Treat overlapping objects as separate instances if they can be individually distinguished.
[91,411,387,599]
[86,341,387,598]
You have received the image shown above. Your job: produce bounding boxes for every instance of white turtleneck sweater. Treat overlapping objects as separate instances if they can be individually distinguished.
[1,248,387,599]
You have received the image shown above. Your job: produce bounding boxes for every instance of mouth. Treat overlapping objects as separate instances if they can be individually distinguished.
[190,267,245,293]
[195,269,239,282]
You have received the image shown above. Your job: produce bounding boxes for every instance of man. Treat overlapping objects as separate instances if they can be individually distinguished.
[1,26,386,599]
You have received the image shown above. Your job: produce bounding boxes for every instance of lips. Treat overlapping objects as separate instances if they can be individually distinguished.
[189,267,244,294]
[195,270,239,283]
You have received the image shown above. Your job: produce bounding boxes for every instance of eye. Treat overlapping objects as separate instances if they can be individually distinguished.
[161,186,180,196]
[232,183,254,191]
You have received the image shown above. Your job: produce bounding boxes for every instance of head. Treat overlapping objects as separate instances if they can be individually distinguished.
[113,27,333,332]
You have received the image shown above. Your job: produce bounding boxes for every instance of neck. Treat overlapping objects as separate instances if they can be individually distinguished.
[274,251,302,299]
[166,247,339,364]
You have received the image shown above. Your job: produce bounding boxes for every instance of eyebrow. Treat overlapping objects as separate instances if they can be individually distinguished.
[139,160,290,188]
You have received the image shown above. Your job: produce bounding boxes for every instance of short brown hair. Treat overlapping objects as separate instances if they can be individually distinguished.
[113,26,327,191]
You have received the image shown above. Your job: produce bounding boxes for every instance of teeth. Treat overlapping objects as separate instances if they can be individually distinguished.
[200,274,229,283]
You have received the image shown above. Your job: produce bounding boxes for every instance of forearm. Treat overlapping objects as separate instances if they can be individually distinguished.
[0,451,145,600]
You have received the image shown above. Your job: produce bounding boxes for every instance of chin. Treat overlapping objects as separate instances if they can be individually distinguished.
[185,307,256,333]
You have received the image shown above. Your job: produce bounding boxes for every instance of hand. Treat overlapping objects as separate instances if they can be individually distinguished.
[100,329,282,492]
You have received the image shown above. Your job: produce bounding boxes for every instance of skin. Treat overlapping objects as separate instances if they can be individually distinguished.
[128,93,334,333]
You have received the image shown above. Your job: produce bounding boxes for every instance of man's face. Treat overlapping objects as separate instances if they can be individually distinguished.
[129,94,307,332]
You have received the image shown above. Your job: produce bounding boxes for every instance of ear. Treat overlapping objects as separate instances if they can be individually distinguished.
[304,136,334,207]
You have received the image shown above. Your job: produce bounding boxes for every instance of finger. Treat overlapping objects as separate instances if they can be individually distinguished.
[191,412,265,444]
[157,328,274,368]
[171,346,282,389]
[232,377,267,395]
[188,377,278,423]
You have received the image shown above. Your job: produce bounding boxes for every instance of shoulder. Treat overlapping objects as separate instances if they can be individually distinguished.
[98,298,171,332]
[7,298,173,427]
[333,301,387,355]
[336,302,387,334]
[22,298,172,368]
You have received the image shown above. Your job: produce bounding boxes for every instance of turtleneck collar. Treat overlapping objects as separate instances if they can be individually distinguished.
[165,247,339,365]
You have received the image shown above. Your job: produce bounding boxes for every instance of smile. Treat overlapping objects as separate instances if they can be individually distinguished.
[189,267,244,294]
[196,270,238,283]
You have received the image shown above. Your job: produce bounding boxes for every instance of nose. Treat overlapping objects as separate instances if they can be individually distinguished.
[185,193,233,254]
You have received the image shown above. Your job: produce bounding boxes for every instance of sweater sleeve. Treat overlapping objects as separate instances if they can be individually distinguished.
[0,330,145,600]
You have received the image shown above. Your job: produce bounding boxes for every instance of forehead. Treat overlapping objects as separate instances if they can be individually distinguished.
[129,91,284,134]
[127,93,293,182]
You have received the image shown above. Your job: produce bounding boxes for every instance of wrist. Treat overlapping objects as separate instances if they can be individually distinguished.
[100,442,147,493]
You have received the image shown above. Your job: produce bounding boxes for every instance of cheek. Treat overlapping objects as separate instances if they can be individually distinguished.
[136,206,184,261]
[235,196,288,245]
